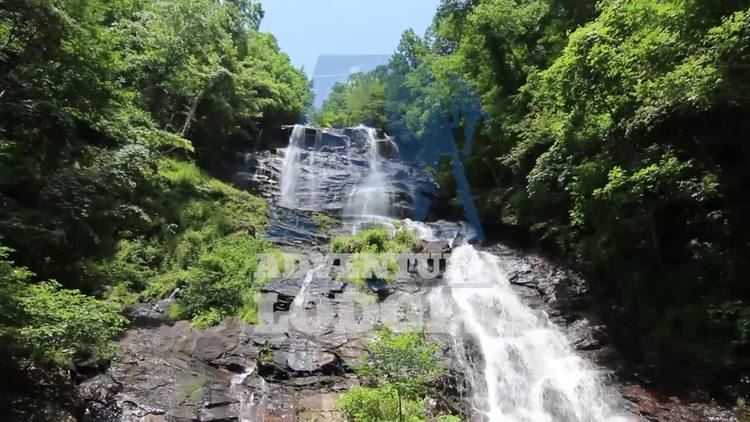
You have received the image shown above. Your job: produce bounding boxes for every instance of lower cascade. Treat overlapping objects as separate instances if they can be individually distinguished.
[437,245,624,421]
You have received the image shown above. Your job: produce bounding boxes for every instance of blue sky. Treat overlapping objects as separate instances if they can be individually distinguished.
[259,0,441,77]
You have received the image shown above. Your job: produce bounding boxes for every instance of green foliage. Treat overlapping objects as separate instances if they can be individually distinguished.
[316,0,750,394]
[0,247,127,365]
[312,212,338,234]
[509,0,750,385]
[338,329,449,422]
[427,157,457,198]
[332,227,421,289]
[337,385,426,422]
[157,158,269,236]
[331,226,421,254]
[190,309,224,329]
[312,73,386,128]
[343,252,402,288]
[357,329,444,398]
[86,159,275,327]
[87,239,162,301]
[174,234,272,325]
[0,0,308,388]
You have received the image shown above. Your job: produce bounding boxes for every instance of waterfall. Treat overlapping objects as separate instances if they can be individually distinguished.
[230,364,265,422]
[343,126,393,219]
[265,123,630,421]
[438,245,624,422]
[290,264,326,322]
[308,130,322,207]
[279,124,306,207]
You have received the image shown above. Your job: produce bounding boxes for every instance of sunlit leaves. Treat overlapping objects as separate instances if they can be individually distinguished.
[0,247,127,364]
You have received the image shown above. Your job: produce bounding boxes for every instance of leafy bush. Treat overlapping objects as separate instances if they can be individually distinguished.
[158,159,268,237]
[312,212,338,234]
[338,329,456,422]
[332,226,420,254]
[143,270,192,300]
[344,253,402,288]
[77,159,276,327]
[357,329,444,398]
[0,247,127,365]
[191,309,224,329]
[332,226,421,290]
[173,234,272,325]
[86,239,162,299]
[337,385,426,422]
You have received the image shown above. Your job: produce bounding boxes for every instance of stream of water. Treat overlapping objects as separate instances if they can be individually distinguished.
[279,124,306,208]
[342,126,395,220]
[437,245,624,421]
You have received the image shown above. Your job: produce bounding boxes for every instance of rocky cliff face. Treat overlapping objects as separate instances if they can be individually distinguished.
[234,127,435,220]
[77,242,470,421]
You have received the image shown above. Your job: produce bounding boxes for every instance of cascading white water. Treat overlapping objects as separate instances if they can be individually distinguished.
[438,245,625,422]
[279,124,306,207]
[343,126,393,219]
[290,264,325,322]
[291,267,316,312]
[230,364,264,422]
[307,130,323,207]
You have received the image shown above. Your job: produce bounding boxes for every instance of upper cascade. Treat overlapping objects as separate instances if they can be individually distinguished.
[342,126,397,220]
[241,125,436,221]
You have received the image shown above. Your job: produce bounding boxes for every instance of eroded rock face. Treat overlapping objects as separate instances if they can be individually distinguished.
[621,385,738,421]
[77,310,364,421]
[234,126,436,222]
[77,263,427,421]
[76,234,738,421]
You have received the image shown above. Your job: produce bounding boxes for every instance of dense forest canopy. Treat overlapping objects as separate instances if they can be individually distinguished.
[0,0,310,380]
[313,0,750,397]
[3,0,750,416]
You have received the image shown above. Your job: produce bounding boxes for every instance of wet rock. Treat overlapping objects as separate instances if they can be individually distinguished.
[201,382,237,408]
[124,299,175,328]
[254,337,341,378]
[375,138,399,158]
[297,393,342,421]
[422,239,451,254]
[261,278,303,298]
[198,404,236,422]
[236,125,436,221]
[569,319,609,351]
[621,385,738,421]
[76,318,266,421]
[279,376,335,387]
[78,374,122,421]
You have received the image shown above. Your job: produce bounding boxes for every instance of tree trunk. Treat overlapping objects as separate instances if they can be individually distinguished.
[397,389,403,422]
[180,91,203,137]
[649,210,663,264]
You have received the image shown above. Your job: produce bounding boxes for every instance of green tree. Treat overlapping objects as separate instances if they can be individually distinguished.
[313,72,386,128]
[0,0,311,399]
[0,247,127,365]
[355,329,444,422]
[337,385,426,422]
